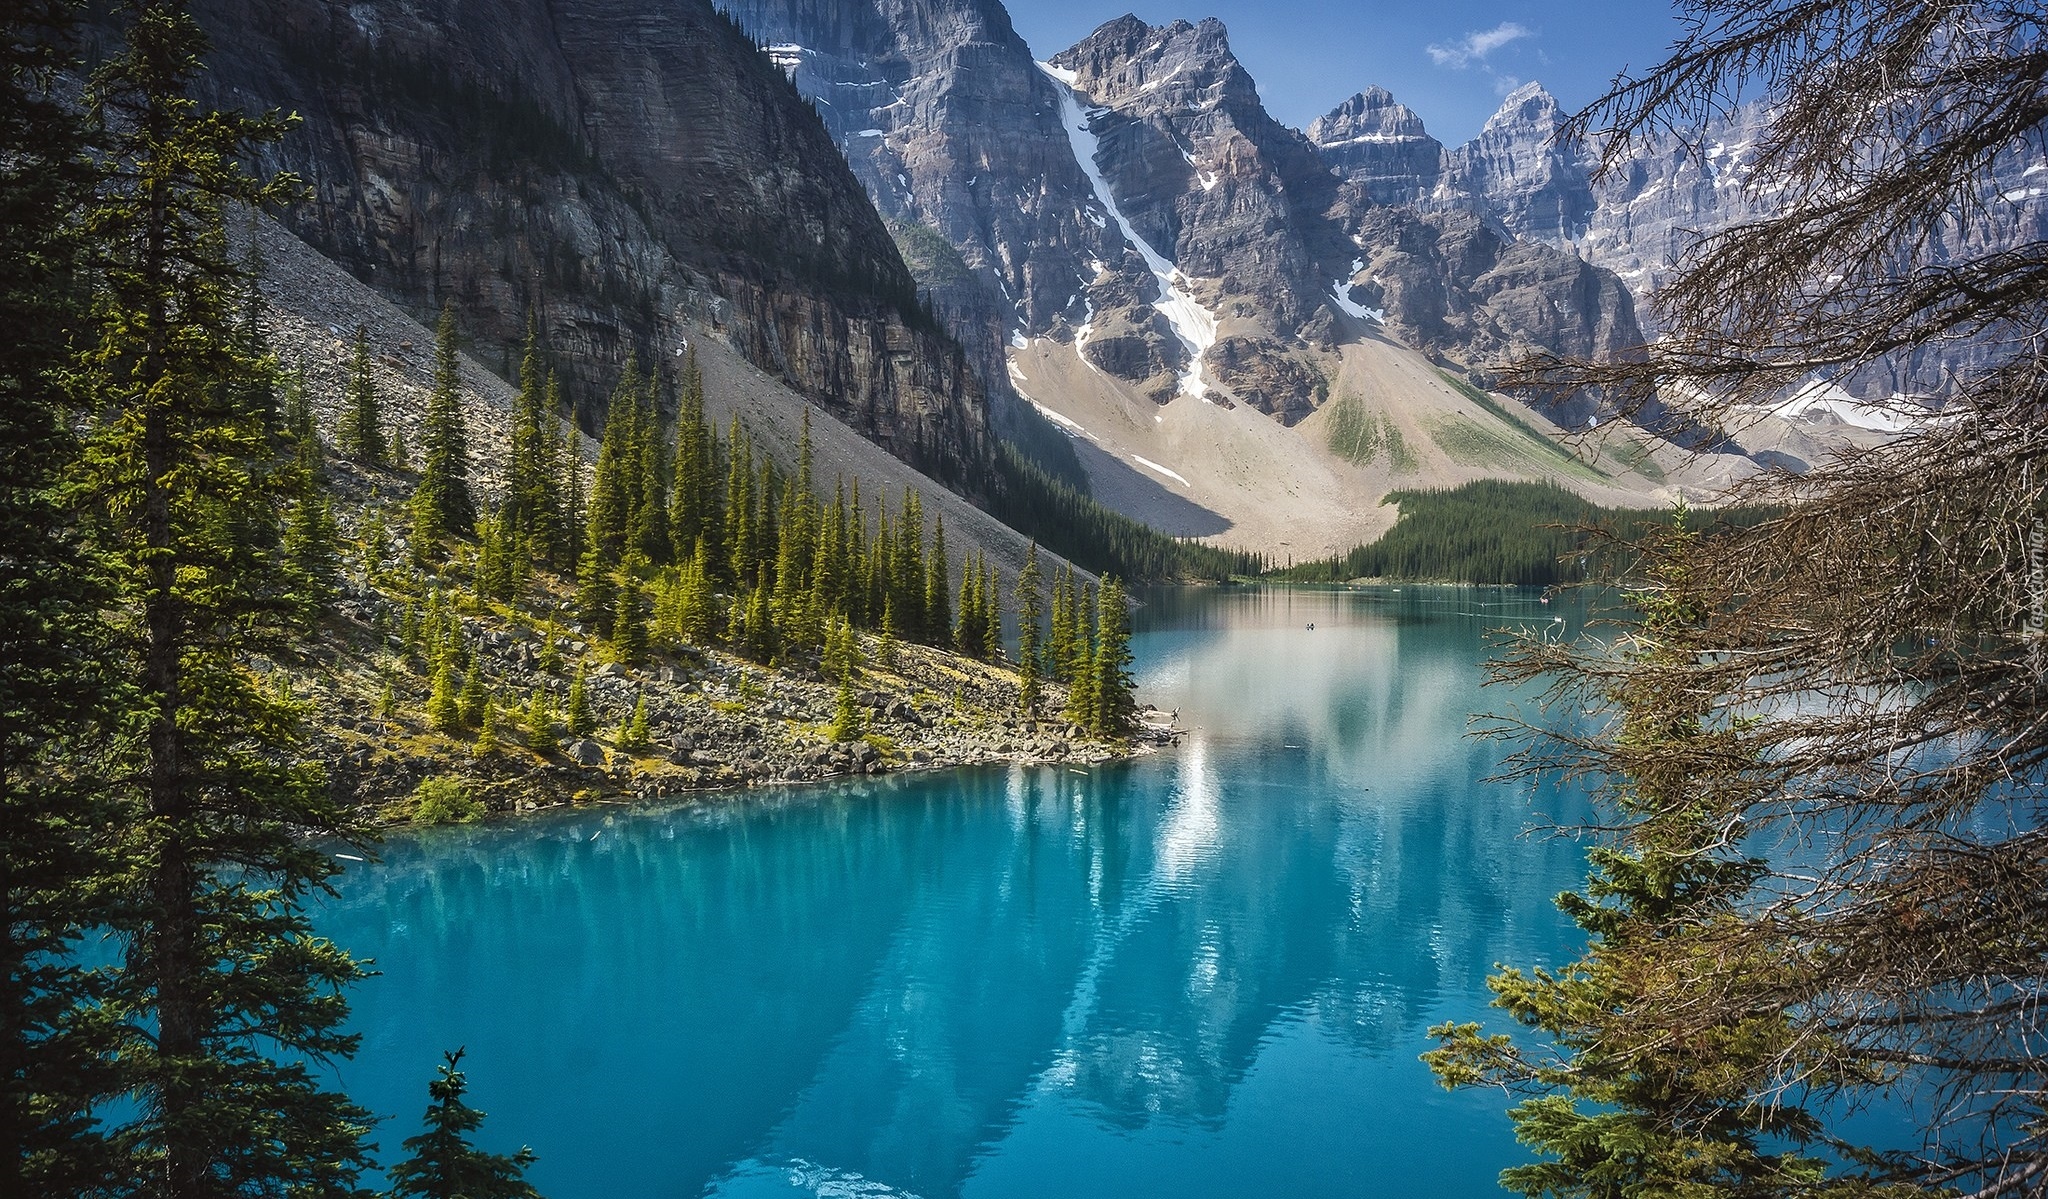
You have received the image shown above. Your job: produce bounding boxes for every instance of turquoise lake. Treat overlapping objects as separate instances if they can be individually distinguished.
[313,585,1598,1197]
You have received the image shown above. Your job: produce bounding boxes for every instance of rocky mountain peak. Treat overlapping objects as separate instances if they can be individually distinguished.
[1306,86,1447,209]
[1483,82,1563,133]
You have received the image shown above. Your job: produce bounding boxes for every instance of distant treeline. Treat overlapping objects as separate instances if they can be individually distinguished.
[1273,480,1774,586]
[985,444,1267,583]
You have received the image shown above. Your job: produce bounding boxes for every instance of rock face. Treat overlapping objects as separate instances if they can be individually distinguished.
[719,0,1117,350]
[184,0,988,479]
[714,2,1648,427]
[1304,87,1446,209]
[1315,81,2048,395]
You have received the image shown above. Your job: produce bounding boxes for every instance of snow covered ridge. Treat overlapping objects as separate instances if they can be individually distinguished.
[1331,258,1385,324]
[1038,61,1220,402]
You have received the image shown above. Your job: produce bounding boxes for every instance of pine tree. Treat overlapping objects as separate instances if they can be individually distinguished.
[412,304,475,552]
[723,416,755,586]
[79,5,373,1188]
[339,325,382,464]
[925,514,951,646]
[616,694,650,754]
[285,490,340,608]
[955,556,982,658]
[679,540,716,646]
[472,697,499,756]
[0,4,123,1190]
[428,659,461,734]
[980,559,1002,661]
[1090,578,1134,737]
[564,665,594,738]
[387,1049,543,1199]
[573,537,614,631]
[1048,564,1077,683]
[557,396,584,574]
[504,312,548,553]
[1064,586,1098,728]
[742,566,777,664]
[523,687,553,743]
[830,677,863,744]
[611,568,647,665]
[459,660,488,730]
[586,356,639,565]
[1016,545,1044,715]
[895,489,926,641]
[668,348,712,562]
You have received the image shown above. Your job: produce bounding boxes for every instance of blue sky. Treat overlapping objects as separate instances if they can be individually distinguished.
[1007,2,1685,145]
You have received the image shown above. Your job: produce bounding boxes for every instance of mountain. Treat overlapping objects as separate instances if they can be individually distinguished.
[183,0,989,482]
[1312,81,2048,396]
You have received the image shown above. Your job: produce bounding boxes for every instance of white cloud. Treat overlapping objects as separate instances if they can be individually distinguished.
[1426,22,1533,70]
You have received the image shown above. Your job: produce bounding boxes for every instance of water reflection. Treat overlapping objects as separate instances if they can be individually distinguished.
[315,586,1595,1199]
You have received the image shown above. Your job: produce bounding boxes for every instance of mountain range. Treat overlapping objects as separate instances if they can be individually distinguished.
[174,0,2006,557]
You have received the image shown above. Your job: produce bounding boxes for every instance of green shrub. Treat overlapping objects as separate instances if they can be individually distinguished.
[411,776,483,825]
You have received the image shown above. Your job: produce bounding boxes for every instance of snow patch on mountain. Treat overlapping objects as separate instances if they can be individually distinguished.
[1038,61,1218,401]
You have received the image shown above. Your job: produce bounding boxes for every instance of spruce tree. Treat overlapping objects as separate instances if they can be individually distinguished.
[1064,586,1098,728]
[955,556,982,658]
[895,489,926,641]
[667,349,711,562]
[617,694,650,754]
[387,1049,543,1199]
[680,540,716,646]
[585,356,639,565]
[339,325,382,464]
[830,677,863,744]
[979,559,1002,661]
[611,568,647,665]
[79,3,372,1190]
[925,514,951,646]
[428,659,461,734]
[284,491,341,609]
[0,4,123,1191]
[459,660,488,730]
[504,313,548,552]
[1090,578,1135,737]
[564,665,594,738]
[1016,545,1044,715]
[412,304,475,550]
[1049,564,1077,682]
[723,417,755,586]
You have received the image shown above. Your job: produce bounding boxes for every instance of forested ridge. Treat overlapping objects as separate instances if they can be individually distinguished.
[1273,480,1770,587]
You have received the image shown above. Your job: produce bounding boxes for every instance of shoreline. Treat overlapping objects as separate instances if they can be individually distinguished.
[295,594,1181,828]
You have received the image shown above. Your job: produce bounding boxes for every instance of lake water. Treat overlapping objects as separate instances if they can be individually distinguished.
[314,585,1597,1198]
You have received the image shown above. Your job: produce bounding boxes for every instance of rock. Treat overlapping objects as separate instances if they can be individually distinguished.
[565,739,606,766]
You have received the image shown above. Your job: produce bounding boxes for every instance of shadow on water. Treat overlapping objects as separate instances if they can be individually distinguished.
[315,585,1601,1198]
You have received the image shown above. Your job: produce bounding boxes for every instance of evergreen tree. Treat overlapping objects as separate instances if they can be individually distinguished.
[1016,545,1044,715]
[0,4,124,1191]
[78,4,373,1189]
[585,357,639,565]
[339,325,382,464]
[611,568,647,665]
[427,659,460,734]
[667,348,712,562]
[741,566,777,664]
[830,676,863,744]
[895,489,926,641]
[572,537,614,631]
[925,513,951,646]
[557,392,584,573]
[387,1048,543,1199]
[459,660,487,730]
[1048,564,1077,683]
[412,305,475,550]
[284,490,340,609]
[472,697,499,757]
[1064,586,1098,728]
[616,694,650,754]
[723,417,755,586]
[955,556,982,658]
[523,687,552,744]
[564,665,593,738]
[504,312,551,556]
[1090,578,1134,737]
[676,540,714,646]
[981,559,1002,661]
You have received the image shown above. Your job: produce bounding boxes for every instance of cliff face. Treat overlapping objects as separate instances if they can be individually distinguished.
[187,0,988,478]
[718,0,1117,360]
[1314,82,2048,394]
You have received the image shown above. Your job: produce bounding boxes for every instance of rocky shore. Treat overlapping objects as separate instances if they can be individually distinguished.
[285,562,1179,827]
